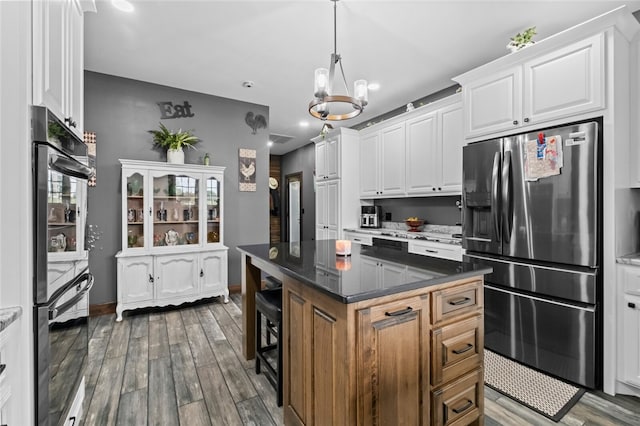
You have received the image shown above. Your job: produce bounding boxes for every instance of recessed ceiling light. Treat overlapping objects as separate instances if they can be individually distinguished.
[299,121,309,127]
[368,82,380,91]
[112,0,134,12]
[267,141,274,147]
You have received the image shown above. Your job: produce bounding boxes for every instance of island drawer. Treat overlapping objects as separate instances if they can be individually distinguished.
[431,280,483,325]
[431,367,483,426]
[344,231,373,246]
[408,240,462,261]
[431,314,483,387]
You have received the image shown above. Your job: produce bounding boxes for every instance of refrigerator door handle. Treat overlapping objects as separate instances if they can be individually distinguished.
[502,150,512,243]
[48,273,94,320]
[491,152,501,243]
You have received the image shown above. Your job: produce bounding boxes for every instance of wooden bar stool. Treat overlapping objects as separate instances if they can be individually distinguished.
[255,287,283,406]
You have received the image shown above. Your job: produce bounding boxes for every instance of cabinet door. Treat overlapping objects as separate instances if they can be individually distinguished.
[123,170,147,252]
[32,0,66,119]
[380,122,406,196]
[118,256,154,303]
[357,295,430,425]
[621,293,640,388]
[326,180,340,232]
[406,111,439,194]
[66,0,83,137]
[439,103,464,193]
[316,180,328,229]
[523,33,604,125]
[204,174,223,245]
[464,66,522,138]
[325,136,340,180]
[200,251,227,294]
[155,254,199,300]
[359,132,379,197]
[151,170,200,249]
[315,140,327,180]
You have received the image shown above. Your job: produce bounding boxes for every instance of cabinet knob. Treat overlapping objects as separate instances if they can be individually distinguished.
[438,187,442,191]
[200,269,204,277]
[432,188,436,191]
[148,274,154,283]
[149,207,152,216]
[629,302,637,309]
[524,117,530,123]
[513,120,519,125]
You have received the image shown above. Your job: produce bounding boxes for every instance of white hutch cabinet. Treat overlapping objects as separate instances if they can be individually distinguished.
[116,160,228,321]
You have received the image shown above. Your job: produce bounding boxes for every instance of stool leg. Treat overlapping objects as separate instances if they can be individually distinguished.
[255,310,261,374]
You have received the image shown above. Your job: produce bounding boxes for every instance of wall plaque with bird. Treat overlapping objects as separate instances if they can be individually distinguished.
[238,148,257,191]
[245,112,268,134]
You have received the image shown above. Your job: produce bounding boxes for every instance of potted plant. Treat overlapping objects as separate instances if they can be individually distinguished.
[507,26,536,52]
[149,122,199,164]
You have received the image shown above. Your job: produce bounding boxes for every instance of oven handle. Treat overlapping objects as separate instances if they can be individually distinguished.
[49,273,94,320]
[49,151,92,180]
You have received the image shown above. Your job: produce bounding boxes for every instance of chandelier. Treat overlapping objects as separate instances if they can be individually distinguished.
[308,0,368,121]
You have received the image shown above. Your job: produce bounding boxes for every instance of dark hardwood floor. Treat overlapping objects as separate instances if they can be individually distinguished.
[82,294,640,425]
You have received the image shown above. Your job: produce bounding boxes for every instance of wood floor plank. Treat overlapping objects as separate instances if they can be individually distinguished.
[86,336,109,388]
[245,366,284,425]
[178,400,213,426]
[579,391,640,425]
[129,313,149,339]
[116,389,148,426]
[484,397,534,426]
[105,317,131,359]
[148,314,170,360]
[148,356,180,426]
[196,305,227,342]
[221,297,243,329]
[170,342,204,406]
[235,396,276,426]
[121,336,149,394]
[208,301,253,370]
[181,307,201,326]
[166,309,188,345]
[565,399,634,426]
[494,394,557,425]
[185,322,216,368]
[84,355,126,426]
[210,340,257,402]
[91,314,115,340]
[197,363,244,426]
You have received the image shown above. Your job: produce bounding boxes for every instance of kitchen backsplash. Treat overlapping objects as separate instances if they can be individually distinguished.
[375,195,462,226]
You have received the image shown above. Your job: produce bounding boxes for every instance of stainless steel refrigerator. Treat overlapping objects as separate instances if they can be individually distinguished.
[462,120,601,388]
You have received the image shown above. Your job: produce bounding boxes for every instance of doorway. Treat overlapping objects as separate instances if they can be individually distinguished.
[285,172,302,242]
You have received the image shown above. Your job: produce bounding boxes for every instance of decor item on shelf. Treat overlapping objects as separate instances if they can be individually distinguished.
[245,112,268,134]
[207,231,219,243]
[405,217,425,232]
[507,26,536,52]
[149,122,199,164]
[165,229,180,246]
[308,0,368,121]
[203,152,210,165]
[50,233,67,252]
[84,131,97,187]
[319,122,333,139]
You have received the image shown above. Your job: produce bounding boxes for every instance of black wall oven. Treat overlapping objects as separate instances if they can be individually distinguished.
[32,106,94,425]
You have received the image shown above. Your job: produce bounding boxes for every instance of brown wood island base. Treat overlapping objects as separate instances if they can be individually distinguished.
[238,240,491,425]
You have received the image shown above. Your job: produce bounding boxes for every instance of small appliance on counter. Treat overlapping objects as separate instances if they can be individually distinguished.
[360,205,381,228]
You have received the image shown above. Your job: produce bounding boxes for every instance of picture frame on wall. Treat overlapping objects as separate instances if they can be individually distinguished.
[239,148,256,191]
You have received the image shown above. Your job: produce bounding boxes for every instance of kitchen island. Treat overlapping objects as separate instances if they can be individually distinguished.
[238,240,491,425]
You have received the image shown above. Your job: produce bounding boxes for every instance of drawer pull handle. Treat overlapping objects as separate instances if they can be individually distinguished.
[385,307,413,317]
[448,297,471,306]
[452,399,473,414]
[629,302,637,309]
[452,344,474,355]
[354,238,361,241]
[424,249,438,253]
[148,274,154,283]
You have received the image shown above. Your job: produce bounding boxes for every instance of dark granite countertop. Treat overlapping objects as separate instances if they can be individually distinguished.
[237,240,491,303]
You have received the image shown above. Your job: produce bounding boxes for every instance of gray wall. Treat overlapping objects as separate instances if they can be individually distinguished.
[281,143,316,241]
[85,71,270,305]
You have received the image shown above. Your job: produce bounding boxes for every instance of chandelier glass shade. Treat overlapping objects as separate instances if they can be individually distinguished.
[309,0,368,121]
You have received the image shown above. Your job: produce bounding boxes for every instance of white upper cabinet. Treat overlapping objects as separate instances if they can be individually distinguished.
[457,33,605,139]
[33,0,88,138]
[405,98,463,196]
[315,136,340,181]
[359,122,406,198]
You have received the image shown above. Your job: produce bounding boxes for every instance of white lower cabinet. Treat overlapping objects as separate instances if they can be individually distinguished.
[343,231,373,246]
[408,240,462,262]
[360,256,407,289]
[116,249,229,321]
[617,264,640,390]
[316,180,340,241]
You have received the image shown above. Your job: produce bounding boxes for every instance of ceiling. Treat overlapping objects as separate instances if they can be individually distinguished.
[85,0,640,155]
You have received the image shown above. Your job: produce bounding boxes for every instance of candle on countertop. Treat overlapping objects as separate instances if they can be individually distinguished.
[335,239,352,256]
